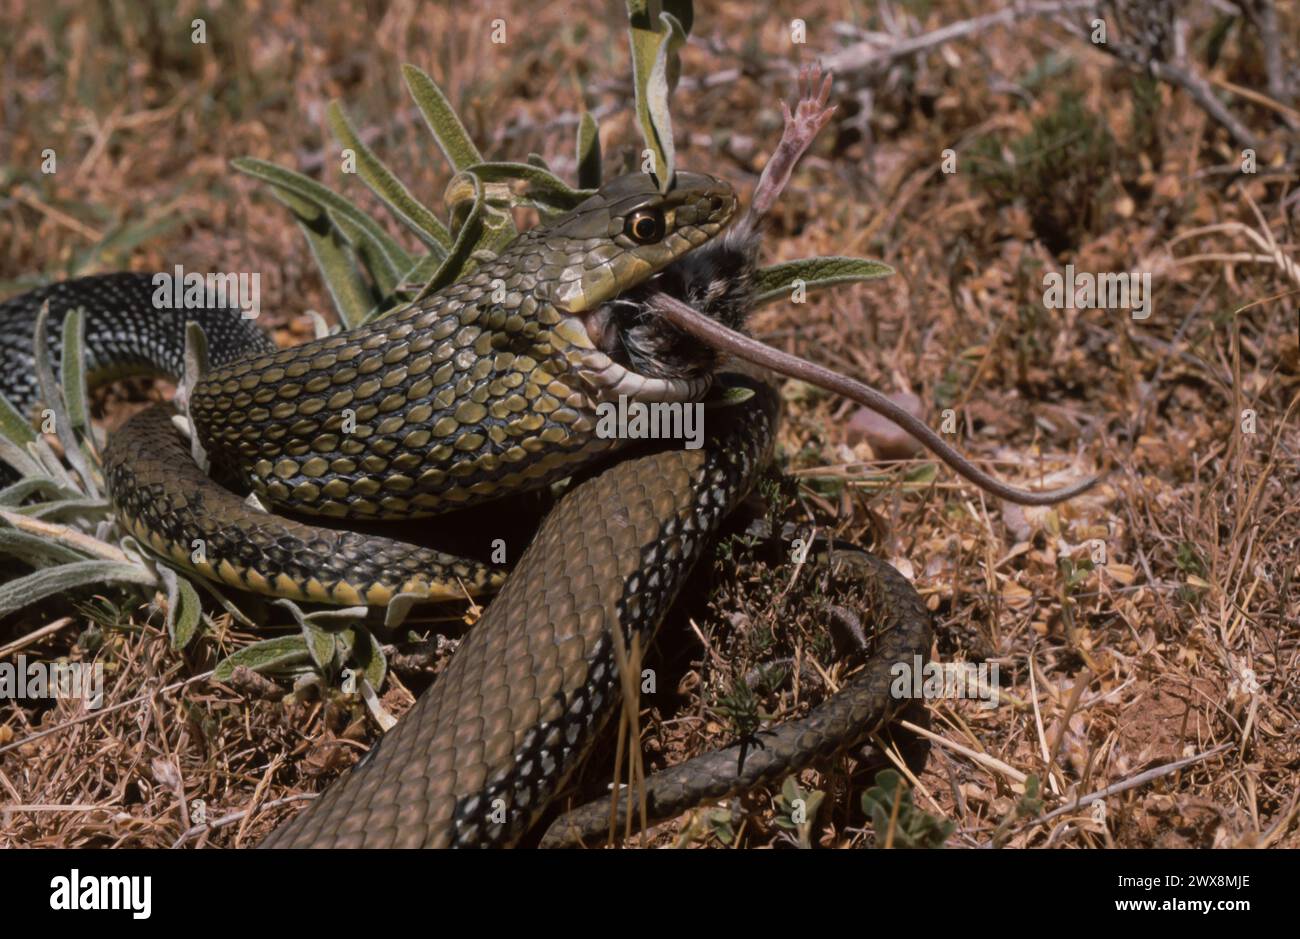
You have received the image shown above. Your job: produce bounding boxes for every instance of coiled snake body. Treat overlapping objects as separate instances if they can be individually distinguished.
[1,171,933,847]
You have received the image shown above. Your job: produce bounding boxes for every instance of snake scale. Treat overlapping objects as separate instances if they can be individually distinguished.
[2,169,938,847]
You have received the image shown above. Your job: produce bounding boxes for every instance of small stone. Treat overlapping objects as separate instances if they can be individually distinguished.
[845,391,925,460]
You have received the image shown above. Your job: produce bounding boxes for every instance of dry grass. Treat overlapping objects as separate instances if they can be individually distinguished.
[1,0,1296,848]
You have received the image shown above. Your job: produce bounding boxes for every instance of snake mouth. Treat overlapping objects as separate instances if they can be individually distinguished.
[567,307,713,403]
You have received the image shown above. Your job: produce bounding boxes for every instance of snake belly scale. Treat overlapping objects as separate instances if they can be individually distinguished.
[0,170,931,847]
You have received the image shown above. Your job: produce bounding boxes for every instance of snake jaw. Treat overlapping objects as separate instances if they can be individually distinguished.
[553,314,711,403]
[578,345,713,403]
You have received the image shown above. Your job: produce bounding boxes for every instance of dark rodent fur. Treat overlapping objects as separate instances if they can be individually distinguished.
[596,226,762,380]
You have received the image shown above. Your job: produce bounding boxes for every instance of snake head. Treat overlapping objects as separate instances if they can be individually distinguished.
[544,171,737,315]
[519,171,740,404]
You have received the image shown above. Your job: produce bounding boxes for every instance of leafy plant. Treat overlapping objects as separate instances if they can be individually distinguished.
[0,307,159,620]
[713,672,766,741]
[967,91,1118,254]
[774,775,827,848]
[991,774,1043,846]
[676,804,739,847]
[861,769,954,848]
[1058,555,1096,594]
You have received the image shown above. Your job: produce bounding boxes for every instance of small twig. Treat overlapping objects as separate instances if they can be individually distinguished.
[0,673,210,757]
[1259,788,1299,848]
[1056,17,1262,149]
[1044,670,1091,784]
[773,525,816,606]
[869,730,946,815]
[0,509,130,562]
[0,617,74,659]
[235,754,284,848]
[10,185,104,241]
[824,1,1096,77]
[1240,0,1294,119]
[1013,744,1233,833]
[898,718,1029,785]
[1170,208,1299,286]
[170,793,317,848]
[1210,76,1300,127]
[1027,657,1060,795]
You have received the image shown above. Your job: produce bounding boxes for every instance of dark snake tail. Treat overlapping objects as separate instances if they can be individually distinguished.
[0,271,275,418]
[540,550,931,847]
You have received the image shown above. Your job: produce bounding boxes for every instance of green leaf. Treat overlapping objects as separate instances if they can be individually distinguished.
[28,437,77,488]
[410,174,495,302]
[32,302,99,498]
[576,111,603,189]
[272,599,367,673]
[359,629,387,690]
[903,463,938,485]
[269,189,377,328]
[383,591,424,629]
[31,302,64,442]
[326,100,452,251]
[464,161,592,212]
[703,807,735,845]
[269,183,395,306]
[294,605,370,628]
[861,768,954,848]
[0,477,82,505]
[627,3,689,187]
[181,323,214,472]
[753,257,895,306]
[59,307,91,440]
[0,435,44,480]
[232,156,411,288]
[627,0,694,34]
[0,392,37,448]
[402,64,483,173]
[183,572,259,630]
[0,529,87,566]
[212,635,312,682]
[1,508,121,560]
[172,576,204,650]
[781,775,801,804]
[0,560,156,616]
[159,566,204,651]
[303,619,339,671]
[181,318,212,389]
[332,626,359,663]
[23,497,111,520]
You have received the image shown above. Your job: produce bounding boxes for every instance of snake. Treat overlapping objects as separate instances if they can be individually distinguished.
[2,170,940,847]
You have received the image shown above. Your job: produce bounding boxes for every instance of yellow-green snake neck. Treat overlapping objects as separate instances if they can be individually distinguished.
[189,171,737,523]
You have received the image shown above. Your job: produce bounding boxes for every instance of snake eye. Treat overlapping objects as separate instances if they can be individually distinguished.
[625,208,666,244]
